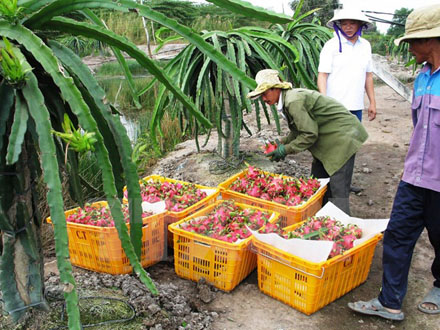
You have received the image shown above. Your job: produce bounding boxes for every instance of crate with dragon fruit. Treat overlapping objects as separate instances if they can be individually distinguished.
[218,166,328,228]
[168,200,279,291]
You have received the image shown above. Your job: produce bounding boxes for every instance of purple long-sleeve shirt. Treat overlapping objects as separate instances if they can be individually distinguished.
[402,64,440,192]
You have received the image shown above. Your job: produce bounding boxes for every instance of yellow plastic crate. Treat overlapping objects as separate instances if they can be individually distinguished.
[126,175,220,247]
[168,200,280,291]
[252,222,382,315]
[218,169,327,228]
[47,201,165,274]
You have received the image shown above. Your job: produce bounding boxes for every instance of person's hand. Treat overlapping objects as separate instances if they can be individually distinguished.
[266,140,286,162]
[368,104,376,121]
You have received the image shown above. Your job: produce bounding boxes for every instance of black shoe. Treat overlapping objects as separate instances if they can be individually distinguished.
[350,185,363,193]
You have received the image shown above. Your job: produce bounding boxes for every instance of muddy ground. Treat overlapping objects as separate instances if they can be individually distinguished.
[2,71,438,329]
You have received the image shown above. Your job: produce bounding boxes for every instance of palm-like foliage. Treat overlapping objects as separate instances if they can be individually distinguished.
[271,10,332,89]
[388,36,411,61]
[289,0,339,25]
[217,0,332,88]
[148,0,331,159]
[0,0,293,327]
[148,29,290,158]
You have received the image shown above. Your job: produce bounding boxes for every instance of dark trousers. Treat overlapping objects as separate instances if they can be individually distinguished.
[378,181,440,309]
[350,109,363,122]
[311,155,355,215]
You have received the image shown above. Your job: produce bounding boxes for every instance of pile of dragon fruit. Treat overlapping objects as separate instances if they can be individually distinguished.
[126,179,208,212]
[228,166,320,206]
[259,216,363,258]
[65,203,152,227]
[178,201,273,243]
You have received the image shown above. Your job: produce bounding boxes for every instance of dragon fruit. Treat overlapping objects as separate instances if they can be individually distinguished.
[262,141,277,154]
[65,203,152,227]
[257,222,287,238]
[124,179,208,212]
[179,201,273,243]
[256,215,363,259]
[229,166,320,206]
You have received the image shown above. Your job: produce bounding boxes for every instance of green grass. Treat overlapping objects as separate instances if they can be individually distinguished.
[17,289,147,330]
[98,11,147,44]
[97,76,156,110]
[95,60,154,77]
[93,3,270,47]
[132,113,186,176]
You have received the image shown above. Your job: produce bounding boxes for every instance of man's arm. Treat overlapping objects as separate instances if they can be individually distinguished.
[280,131,297,145]
[317,72,329,95]
[365,72,377,121]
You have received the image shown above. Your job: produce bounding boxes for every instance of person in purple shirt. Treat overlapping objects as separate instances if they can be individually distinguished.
[348,5,440,321]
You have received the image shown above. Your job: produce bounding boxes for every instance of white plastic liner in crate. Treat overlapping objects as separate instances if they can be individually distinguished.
[250,202,389,263]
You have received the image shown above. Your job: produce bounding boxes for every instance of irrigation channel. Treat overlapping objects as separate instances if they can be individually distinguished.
[87,43,187,144]
[95,73,158,145]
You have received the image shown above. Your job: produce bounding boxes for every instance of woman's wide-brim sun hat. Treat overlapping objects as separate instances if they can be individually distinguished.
[327,8,374,30]
[246,69,292,100]
[394,5,440,46]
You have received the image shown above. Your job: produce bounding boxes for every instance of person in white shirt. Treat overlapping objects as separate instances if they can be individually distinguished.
[317,8,377,193]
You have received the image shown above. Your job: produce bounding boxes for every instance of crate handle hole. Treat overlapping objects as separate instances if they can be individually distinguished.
[195,240,211,248]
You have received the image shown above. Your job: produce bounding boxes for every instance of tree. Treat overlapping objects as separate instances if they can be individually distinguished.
[290,0,340,25]
[148,28,294,159]
[147,0,331,160]
[387,8,412,37]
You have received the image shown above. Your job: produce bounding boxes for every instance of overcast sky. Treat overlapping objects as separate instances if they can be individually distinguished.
[192,0,440,33]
